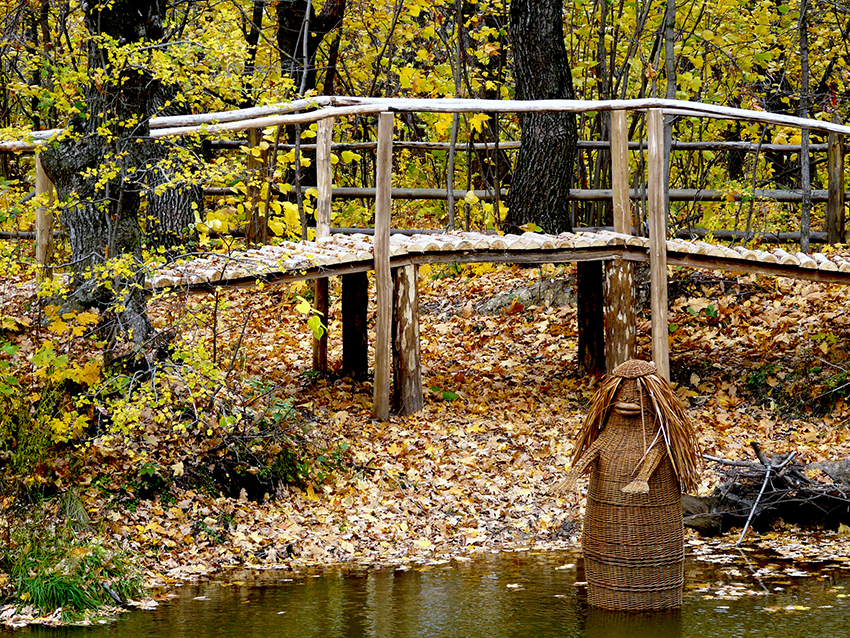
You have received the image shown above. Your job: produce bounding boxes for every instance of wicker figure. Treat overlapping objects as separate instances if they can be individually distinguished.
[564,359,700,611]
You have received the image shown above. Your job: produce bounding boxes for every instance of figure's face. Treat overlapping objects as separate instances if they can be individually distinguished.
[616,378,641,403]
[611,378,651,423]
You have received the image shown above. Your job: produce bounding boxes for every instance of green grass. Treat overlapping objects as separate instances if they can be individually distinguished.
[1,513,143,616]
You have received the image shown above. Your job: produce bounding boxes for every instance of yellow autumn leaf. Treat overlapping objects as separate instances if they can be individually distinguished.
[76,360,101,386]
[295,297,311,314]
[468,112,491,133]
[341,150,361,163]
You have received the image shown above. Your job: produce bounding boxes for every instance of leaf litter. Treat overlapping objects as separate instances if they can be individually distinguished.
[6,261,850,625]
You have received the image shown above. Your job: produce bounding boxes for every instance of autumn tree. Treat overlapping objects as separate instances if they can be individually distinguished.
[39,0,165,349]
[506,0,577,233]
[506,0,604,373]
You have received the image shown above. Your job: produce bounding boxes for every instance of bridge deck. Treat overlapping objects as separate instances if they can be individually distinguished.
[149,230,850,291]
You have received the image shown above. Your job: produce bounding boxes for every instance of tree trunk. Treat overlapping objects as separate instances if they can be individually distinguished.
[39,0,163,348]
[145,86,203,252]
[506,0,578,233]
[508,0,603,373]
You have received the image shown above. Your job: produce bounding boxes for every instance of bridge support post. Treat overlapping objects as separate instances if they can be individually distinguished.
[392,264,423,415]
[604,110,636,370]
[35,154,55,276]
[313,116,334,373]
[827,116,845,244]
[341,272,369,379]
[373,112,394,421]
[647,108,670,380]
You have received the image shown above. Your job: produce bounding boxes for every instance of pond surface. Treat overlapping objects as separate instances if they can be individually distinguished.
[7,547,850,638]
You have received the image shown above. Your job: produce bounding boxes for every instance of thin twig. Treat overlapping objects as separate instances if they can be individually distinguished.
[736,451,797,546]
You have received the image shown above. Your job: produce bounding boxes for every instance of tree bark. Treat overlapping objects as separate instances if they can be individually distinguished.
[145,86,203,252]
[508,0,602,373]
[506,0,578,233]
[392,265,423,415]
[39,0,164,347]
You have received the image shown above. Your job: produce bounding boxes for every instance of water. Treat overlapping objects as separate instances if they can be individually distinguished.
[6,549,850,637]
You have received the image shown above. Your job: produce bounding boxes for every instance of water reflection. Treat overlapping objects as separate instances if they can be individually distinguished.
[584,607,681,638]
[4,549,850,637]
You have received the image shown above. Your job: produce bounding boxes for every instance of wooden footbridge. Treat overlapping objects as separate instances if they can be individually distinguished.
[7,97,850,420]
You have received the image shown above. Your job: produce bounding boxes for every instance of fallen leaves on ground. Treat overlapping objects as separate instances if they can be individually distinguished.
[6,261,850,627]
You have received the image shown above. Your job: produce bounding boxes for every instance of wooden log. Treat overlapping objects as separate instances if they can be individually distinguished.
[836,257,850,273]
[392,265,423,415]
[753,249,778,264]
[372,112,394,421]
[610,110,631,236]
[813,253,838,271]
[342,271,369,380]
[733,245,758,261]
[35,154,54,277]
[312,117,334,373]
[647,109,670,380]
[604,110,636,371]
[795,252,818,269]
[772,248,799,265]
[520,232,555,249]
[827,118,845,244]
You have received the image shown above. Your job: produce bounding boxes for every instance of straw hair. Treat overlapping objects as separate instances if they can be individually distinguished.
[572,360,701,492]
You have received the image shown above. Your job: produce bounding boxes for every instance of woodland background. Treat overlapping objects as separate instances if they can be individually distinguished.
[1,0,850,625]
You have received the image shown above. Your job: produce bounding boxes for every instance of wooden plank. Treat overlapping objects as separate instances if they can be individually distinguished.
[34,154,54,277]
[625,252,850,285]
[392,265,423,415]
[647,108,670,380]
[372,112,394,421]
[827,119,845,244]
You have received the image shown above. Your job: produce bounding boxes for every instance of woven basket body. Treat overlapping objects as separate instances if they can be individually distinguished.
[582,376,684,611]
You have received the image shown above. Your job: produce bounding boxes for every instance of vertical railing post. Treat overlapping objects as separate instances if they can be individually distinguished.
[372,112,394,421]
[827,117,845,244]
[35,153,55,277]
[604,109,636,370]
[312,116,334,372]
[647,108,670,380]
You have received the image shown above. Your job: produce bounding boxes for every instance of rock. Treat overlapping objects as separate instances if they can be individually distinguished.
[476,277,575,315]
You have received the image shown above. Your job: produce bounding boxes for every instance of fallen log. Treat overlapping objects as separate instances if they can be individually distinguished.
[683,441,850,536]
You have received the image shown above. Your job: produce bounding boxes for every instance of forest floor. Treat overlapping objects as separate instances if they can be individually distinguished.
[5,259,850,626]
